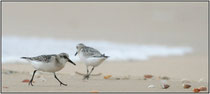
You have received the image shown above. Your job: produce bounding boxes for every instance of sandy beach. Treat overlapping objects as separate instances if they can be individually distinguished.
[2,2,208,92]
[2,55,208,92]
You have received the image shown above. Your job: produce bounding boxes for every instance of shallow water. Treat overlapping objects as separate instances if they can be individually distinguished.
[2,36,193,63]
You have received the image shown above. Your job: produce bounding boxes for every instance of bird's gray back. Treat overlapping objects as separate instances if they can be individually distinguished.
[81,46,102,57]
[31,54,57,63]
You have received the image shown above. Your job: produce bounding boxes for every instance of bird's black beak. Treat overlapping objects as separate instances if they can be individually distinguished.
[67,58,76,66]
[75,52,78,56]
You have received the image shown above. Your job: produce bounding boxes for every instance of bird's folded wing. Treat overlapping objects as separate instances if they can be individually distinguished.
[82,47,102,57]
[32,54,56,63]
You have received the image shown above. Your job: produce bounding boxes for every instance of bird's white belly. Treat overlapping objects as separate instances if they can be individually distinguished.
[80,57,106,67]
[31,61,65,72]
[78,52,107,67]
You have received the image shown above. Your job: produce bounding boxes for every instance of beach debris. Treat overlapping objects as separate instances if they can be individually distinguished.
[160,80,170,89]
[161,84,170,89]
[22,79,30,83]
[193,88,200,93]
[181,79,191,83]
[90,90,99,93]
[182,83,191,89]
[199,86,207,91]
[159,76,170,80]
[22,79,34,83]
[104,75,112,79]
[144,74,153,80]
[148,84,155,88]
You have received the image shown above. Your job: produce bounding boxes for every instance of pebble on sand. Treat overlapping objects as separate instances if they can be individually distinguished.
[104,75,112,79]
[160,80,170,89]
[193,88,200,93]
[183,83,191,89]
[144,74,153,79]
[199,86,207,91]
[161,84,170,89]
[22,79,34,83]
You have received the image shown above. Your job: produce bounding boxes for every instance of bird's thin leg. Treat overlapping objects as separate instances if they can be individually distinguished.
[88,67,95,76]
[83,66,89,80]
[54,73,67,86]
[84,67,94,80]
[28,70,37,86]
[86,66,89,74]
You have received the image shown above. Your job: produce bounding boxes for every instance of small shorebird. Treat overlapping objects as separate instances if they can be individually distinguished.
[75,43,109,80]
[21,53,76,86]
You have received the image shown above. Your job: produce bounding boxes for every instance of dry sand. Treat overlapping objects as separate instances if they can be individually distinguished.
[2,55,208,92]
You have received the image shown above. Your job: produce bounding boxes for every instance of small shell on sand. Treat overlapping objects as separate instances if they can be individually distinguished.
[148,84,155,88]
[104,75,112,79]
[161,84,170,89]
[182,83,191,89]
[22,79,30,83]
[199,86,207,91]
[22,79,34,83]
[160,80,169,89]
[193,88,200,93]
[144,74,153,79]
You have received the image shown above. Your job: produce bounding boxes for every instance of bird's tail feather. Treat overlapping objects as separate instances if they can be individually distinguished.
[102,54,109,58]
[21,57,33,60]
[93,54,109,58]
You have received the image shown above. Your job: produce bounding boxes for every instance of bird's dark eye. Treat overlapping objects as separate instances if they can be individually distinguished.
[63,56,67,58]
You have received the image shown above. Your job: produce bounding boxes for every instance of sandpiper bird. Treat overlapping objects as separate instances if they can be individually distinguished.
[75,43,109,80]
[21,53,76,86]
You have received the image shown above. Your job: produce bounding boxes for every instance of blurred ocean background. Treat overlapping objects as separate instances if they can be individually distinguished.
[3,36,193,63]
[2,2,207,64]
